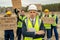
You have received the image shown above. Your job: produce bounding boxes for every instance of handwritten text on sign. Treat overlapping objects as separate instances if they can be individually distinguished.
[41,17,55,24]
[0,17,17,30]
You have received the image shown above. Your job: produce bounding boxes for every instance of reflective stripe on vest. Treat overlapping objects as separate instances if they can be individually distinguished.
[24,16,42,40]
[52,15,57,26]
[42,14,51,29]
[24,37,42,40]
[18,16,26,28]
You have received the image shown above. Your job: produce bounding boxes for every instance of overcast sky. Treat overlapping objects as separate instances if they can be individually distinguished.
[0,0,60,7]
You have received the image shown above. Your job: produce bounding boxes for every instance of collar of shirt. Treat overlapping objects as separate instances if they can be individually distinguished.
[45,15,49,17]
[30,18,36,25]
[52,14,54,17]
[30,18,35,22]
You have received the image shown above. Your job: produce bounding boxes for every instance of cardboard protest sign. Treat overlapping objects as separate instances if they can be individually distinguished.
[0,14,17,30]
[41,17,55,24]
[12,0,22,9]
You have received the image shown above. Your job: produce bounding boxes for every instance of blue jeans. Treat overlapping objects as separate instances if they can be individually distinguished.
[17,28,22,40]
[4,30,14,40]
[46,29,52,39]
[51,25,59,40]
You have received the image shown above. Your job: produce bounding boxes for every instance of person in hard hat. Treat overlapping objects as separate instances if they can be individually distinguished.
[4,8,14,40]
[14,8,26,40]
[51,11,59,40]
[42,9,52,40]
[5,11,12,16]
[4,8,12,17]
[44,9,49,15]
[22,4,45,40]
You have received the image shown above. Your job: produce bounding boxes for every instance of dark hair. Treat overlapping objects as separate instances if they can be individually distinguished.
[21,9,25,12]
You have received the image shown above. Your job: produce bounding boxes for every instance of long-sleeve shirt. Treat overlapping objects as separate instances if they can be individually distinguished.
[56,16,58,24]
[22,20,45,39]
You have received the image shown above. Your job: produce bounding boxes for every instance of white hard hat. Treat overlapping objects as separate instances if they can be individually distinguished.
[28,4,37,11]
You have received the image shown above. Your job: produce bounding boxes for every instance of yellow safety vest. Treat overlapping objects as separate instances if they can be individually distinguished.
[24,16,42,40]
[52,15,57,26]
[18,16,26,28]
[42,14,51,29]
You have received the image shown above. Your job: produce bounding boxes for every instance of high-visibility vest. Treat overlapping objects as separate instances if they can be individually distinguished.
[42,14,51,29]
[18,16,26,28]
[51,15,57,26]
[24,16,42,40]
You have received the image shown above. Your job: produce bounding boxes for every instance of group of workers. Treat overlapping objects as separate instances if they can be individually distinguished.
[4,4,59,40]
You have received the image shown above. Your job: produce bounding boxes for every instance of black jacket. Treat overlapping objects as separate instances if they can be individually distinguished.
[22,20,45,39]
